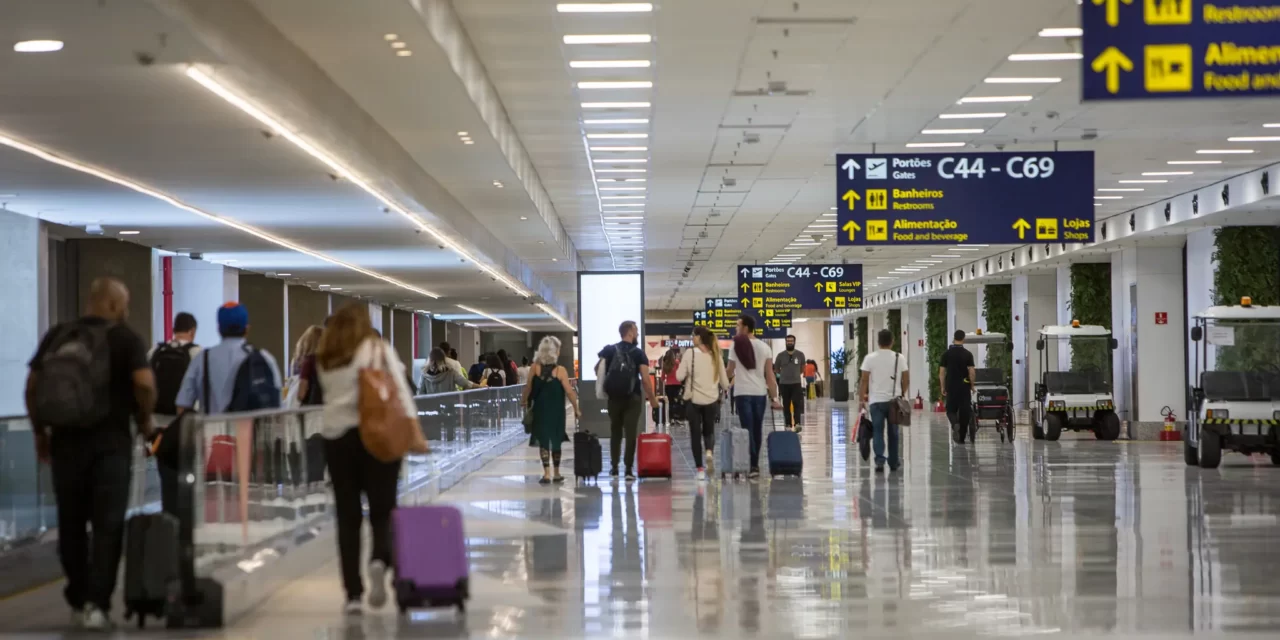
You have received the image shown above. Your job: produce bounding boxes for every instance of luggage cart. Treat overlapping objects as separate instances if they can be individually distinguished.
[959,331,1014,444]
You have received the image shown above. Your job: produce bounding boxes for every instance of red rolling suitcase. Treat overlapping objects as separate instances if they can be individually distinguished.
[392,505,470,613]
[636,401,672,478]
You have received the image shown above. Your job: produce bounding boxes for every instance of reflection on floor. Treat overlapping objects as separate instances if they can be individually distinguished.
[15,400,1280,638]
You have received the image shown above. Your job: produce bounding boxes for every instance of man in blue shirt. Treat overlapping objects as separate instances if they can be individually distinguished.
[598,320,659,482]
[176,303,282,413]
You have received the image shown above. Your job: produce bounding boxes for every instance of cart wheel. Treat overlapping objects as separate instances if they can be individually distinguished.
[1271,451,1280,466]
[1032,424,1045,440]
[1198,430,1222,469]
[1183,436,1199,467]
[1045,413,1063,442]
[1094,413,1121,441]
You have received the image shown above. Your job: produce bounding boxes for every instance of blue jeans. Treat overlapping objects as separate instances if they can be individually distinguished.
[735,395,767,470]
[868,401,901,469]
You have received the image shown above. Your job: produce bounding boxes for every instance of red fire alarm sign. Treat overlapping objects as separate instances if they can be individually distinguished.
[1155,312,1168,325]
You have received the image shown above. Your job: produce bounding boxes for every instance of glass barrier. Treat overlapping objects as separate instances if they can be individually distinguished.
[0,416,52,547]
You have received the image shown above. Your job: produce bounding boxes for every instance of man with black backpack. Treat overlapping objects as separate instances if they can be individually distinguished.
[597,320,659,482]
[174,302,282,415]
[25,277,157,631]
[149,312,200,417]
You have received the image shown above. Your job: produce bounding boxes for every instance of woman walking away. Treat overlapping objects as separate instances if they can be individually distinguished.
[419,347,478,395]
[288,325,323,407]
[316,303,421,615]
[725,315,782,479]
[677,326,731,481]
[523,336,581,484]
[481,353,506,387]
[661,349,683,424]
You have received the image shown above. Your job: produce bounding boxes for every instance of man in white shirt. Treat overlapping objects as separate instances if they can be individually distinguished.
[859,329,909,473]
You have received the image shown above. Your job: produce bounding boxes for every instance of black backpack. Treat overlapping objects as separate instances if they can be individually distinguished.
[151,342,195,416]
[33,321,112,428]
[226,345,281,412]
[603,342,638,398]
[486,370,505,388]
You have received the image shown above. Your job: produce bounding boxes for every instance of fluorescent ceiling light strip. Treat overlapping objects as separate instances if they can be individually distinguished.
[1266,123,1280,128]
[456,304,528,332]
[601,195,645,199]
[1094,196,1123,200]
[558,3,653,13]
[984,77,1062,84]
[1119,179,1168,183]
[593,158,648,163]
[931,254,961,258]
[1168,160,1221,165]
[564,34,652,44]
[0,130,444,299]
[1143,171,1193,176]
[578,81,653,89]
[604,216,643,220]
[594,168,647,173]
[1197,149,1253,154]
[602,203,645,207]
[599,187,646,191]
[571,61,652,69]
[584,118,650,124]
[586,133,649,139]
[907,142,966,148]
[582,102,652,109]
[939,112,1006,119]
[185,68,530,298]
[1039,27,1083,37]
[921,128,984,134]
[1226,137,1280,142]
[958,95,1033,103]
[590,146,648,151]
[1098,188,1143,192]
[1008,52,1082,61]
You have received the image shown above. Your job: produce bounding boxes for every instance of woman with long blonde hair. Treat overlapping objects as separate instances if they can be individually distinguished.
[676,326,731,481]
[521,336,581,483]
[315,303,419,615]
[287,325,323,406]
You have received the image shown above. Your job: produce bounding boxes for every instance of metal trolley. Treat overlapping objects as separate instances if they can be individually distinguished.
[1184,298,1280,469]
[1032,321,1121,442]
[955,331,1014,444]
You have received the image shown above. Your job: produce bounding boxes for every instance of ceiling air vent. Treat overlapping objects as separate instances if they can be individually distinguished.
[743,132,761,144]
[754,17,857,26]
[722,177,737,187]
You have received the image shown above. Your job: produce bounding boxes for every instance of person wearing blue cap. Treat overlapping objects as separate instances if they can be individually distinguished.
[175,302,282,414]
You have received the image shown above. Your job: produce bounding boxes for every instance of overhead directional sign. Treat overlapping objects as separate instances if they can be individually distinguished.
[835,152,1095,246]
[737,264,863,311]
[695,298,742,338]
[1083,0,1280,100]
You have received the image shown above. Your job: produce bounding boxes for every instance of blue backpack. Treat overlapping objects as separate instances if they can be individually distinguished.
[227,345,281,412]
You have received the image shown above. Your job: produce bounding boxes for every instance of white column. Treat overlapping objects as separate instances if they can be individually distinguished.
[1012,274,1056,408]
[0,210,41,414]
[1112,250,1131,418]
[906,302,927,401]
[172,256,232,347]
[1186,228,1217,373]
[975,286,989,366]
[1133,246,1187,423]
[1055,265,1073,371]
[947,291,978,339]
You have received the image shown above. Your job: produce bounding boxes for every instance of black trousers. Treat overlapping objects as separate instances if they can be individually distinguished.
[779,383,805,427]
[946,394,973,433]
[50,429,133,612]
[687,402,718,466]
[607,394,643,472]
[325,428,402,601]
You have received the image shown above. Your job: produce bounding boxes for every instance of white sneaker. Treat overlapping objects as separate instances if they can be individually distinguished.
[366,560,388,609]
[80,604,110,631]
[696,468,707,481]
[704,449,714,472]
[344,600,363,616]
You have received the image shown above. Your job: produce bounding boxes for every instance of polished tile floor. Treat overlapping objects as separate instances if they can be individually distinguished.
[9,401,1280,638]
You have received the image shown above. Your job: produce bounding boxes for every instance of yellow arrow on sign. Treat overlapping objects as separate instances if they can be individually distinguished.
[842,220,862,241]
[1091,47,1133,94]
[842,190,861,211]
[1092,0,1131,27]
[1012,218,1031,240]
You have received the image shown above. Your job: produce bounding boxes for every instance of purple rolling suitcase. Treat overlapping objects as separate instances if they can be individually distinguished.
[392,505,470,613]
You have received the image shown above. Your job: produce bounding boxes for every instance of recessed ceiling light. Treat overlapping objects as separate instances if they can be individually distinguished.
[584,118,650,125]
[1008,52,1082,61]
[1119,179,1167,184]
[396,50,412,57]
[457,131,468,136]
[582,102,651,109]
[589,146,648,151]
[907,142,966,148]
[330,288,343,291]
[578,81,653,89]
[1098,188,1143,192]
[1039,27,1083,37]
[118,230,140,235]
[984,77,1062,84]
[592,158,648,163]
[915,260,943,264]
[957,95,1033,104]
[557,3,653,12]
[623,178,646,182]
[1094,196,1123,200]
[921,128,984,135]
[14,40,64,53]
[586,133,649,139]
[563,34,653,45]
[463,140,475,145]
[1227,136,1280,142]
[938,112,1007,119]
[552,257,559,262]
[520,216,528,220]
[602,203,645,207]
[949,247,981,251]
[493,180,504,188]
[391,42,407,49]
[600,187,646,191]
[1167,160,1221,165]
[594,168,647,173]
[570,60,652,69]
[1197,149,1253,154]
[277,273,292,277]
[384,34,398,41]
[604,216,644,220]
[931,255,961,258]
[601,195,645,199]
[1143,171,1193,176]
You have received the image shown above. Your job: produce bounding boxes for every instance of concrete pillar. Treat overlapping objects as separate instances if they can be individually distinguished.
[1012,274,1055,408]
[905,302,927,401]
[0,210,41,414]
[1055,265,1073,371]
[237,273,286,363]
[1113,246,1187,427]
[415,313,432,358]
[1185,228,1217,374]
[458,326,480,369]
[391,309,412,366]
[171,256,235,350]
[72,239,155,343]
[287,285,329,359]
[947,291,978,339]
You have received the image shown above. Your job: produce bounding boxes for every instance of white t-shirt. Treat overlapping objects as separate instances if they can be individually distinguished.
[860,349,908,404]
[728,337,774,397]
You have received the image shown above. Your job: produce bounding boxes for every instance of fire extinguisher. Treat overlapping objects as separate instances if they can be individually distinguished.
[1159,406,1182,441]
[913,393,924,410]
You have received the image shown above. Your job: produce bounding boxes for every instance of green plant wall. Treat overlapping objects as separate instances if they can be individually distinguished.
[1068,263,1112,375]
[856,317,868,368]
[983,284,1013,383]
[925,299,947,402]
[887,309,902,354]
[1213,227,1280,373]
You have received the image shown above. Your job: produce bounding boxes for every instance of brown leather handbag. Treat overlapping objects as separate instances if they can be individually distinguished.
[359,342,427,462]
[888,353,913,427]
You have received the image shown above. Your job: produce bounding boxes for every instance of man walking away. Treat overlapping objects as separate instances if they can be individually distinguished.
[939,330,977,444]
[859,329,909,473]
[175,302,282,414]
[148,311,200,515]
[774,334,806,433]
[598,320,659,482]
[26,277,156,630]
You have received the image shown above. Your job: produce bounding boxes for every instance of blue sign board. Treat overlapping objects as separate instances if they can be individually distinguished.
[694,297,787,339]
[1083,0,1280,100]
[835,152,1095,246]
[737,264,863,311]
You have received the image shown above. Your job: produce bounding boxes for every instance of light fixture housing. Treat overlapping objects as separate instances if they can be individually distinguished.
[1038,27,1083,37]
[984,77,1062,84]
[957,95,1033,104]
[557,3,653,12]
[578,81,653,89]
[563,34,653,44]
[907,142,966,148]
[571,60,652,69]
[13,40,64,53]
[582,102,651,109]
[1008,52,1083,61]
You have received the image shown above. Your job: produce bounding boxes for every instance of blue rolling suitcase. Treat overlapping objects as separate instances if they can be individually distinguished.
[765,410,802,477]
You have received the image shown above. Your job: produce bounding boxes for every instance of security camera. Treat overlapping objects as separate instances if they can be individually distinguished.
[134,51,156,66]
[994,143,1006,151]
[189,252,204,261]
[1081,129,1098,141]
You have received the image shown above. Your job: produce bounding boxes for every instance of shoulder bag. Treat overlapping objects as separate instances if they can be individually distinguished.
[888,353,913,427]
[359,341,427,462]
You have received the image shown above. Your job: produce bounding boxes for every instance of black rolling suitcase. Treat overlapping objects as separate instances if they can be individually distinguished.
[574,429,602,482]
[124,511,181,628]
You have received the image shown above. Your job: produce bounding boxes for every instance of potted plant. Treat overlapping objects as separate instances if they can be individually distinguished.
[828,348,851,402]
